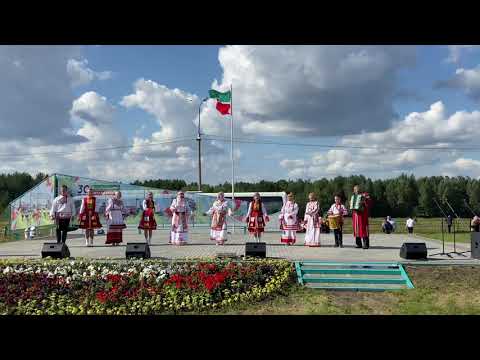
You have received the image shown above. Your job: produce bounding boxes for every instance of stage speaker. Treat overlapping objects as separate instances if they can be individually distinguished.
[399,242,427,260]
[41,242,70,259]
[245,242,266,258]
[126,242,151,259]
[471,233,480,259]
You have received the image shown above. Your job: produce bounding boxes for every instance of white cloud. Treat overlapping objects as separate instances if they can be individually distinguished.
[278,102,480,179]
[67,58,112,88]
[70,91,115,125]
[436,65,480,101]
[0,45,85,144]
[442,158,480,179]
[200,45,417,138]
[445,45,480,63]
[342,101,480,147]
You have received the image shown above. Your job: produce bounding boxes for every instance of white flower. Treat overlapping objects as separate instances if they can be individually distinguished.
[3,266,11,274]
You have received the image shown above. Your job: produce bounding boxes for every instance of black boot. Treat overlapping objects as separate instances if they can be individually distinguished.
[362,237,370,249]
[355,237,362,248]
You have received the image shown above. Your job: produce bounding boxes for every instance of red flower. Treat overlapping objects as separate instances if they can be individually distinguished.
[106,274,122,283]
[96,291,108,303]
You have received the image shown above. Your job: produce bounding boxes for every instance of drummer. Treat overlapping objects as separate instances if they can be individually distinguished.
[327,194,349,248]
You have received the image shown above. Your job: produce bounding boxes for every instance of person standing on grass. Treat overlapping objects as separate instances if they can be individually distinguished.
[50,185,76,244]
[447,215,453,233]
[406,217,415,235]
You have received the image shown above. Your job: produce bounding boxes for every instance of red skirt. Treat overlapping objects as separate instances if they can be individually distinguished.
[79,211,102,229]
[352,210,369,238]
[248,210,265,235]
[138,208,157,230]
[106,225,123,244]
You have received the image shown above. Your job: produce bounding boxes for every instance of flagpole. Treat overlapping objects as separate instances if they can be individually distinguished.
[230,84,235,234]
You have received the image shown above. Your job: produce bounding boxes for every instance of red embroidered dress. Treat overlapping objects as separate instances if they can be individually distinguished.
[138,199,157,230]
[247,201,268,236]
[78,196,101,229]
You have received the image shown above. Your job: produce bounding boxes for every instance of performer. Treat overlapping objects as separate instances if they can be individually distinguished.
[206,192,232,245]
[327,195,349,247]
[245,192,269,242]
[169,191,190,245]
[304,192,321,247]
[138,192,157,245]
[78,188,101,247]
[49,185,76,244]
[279,192,299,246]
[105,191,127,246]
[349,185,372,249]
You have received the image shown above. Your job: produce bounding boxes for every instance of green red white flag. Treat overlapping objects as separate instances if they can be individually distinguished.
[209,89,231,115]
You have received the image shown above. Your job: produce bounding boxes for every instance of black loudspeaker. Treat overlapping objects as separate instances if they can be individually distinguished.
[126,242,151,259]
[245,242,266,258]
[471,233,480,259]
[41,243,70,259]
[399,242,427,260]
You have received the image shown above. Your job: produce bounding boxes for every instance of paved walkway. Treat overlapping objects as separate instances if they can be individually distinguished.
[0,228,478,263]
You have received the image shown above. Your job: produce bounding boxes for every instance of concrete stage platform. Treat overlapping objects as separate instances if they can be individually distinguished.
[0,228,478,264]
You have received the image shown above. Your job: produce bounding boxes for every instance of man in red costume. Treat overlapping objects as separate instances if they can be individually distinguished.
[349,185,373,249]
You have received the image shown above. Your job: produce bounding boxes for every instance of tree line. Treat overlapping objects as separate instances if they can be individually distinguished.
[1,173,479,220]
[0,172,47,216]
[134,175,480,218]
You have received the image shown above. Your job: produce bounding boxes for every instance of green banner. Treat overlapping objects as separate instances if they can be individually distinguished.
[209,89,231,103]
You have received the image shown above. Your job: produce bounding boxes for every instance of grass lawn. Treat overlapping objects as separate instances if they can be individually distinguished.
[212,266,480,315]
[418,232,471,243]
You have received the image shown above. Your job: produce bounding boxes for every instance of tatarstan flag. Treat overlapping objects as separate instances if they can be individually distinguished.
[209,89,231,115]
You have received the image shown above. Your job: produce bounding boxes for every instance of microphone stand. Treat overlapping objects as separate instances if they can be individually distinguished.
[430,198,453,258]
[444,198,467,256]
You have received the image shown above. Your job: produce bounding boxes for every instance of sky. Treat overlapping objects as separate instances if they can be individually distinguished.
[2,45,480,184]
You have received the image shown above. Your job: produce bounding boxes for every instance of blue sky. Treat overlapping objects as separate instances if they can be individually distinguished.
[2,45,480,183]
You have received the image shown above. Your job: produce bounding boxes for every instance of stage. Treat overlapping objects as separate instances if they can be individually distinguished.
[0,229,478,264]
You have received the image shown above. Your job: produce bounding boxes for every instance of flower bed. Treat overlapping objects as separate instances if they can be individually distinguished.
[0,258,295,315]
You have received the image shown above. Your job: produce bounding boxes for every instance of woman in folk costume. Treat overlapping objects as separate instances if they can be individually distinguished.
[169,191,191,245]
[327,194,349,248]
[206,192,232,245]
[304,192,321,247]
[138,192,157,245]
[349,185,373,249]
[245,192,269,242]
[279,192,299,245]
[78,188,102,247]
[105,191,127,246]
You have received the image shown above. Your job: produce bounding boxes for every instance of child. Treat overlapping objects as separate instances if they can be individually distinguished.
[327,195,348,247]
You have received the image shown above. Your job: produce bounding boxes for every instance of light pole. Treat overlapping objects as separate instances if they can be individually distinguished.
[197,98,208,192]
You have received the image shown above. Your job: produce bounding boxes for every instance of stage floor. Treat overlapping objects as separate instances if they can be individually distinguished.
[0,229,478,263]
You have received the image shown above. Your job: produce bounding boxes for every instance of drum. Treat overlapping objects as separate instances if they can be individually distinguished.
[328,215,341,230]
